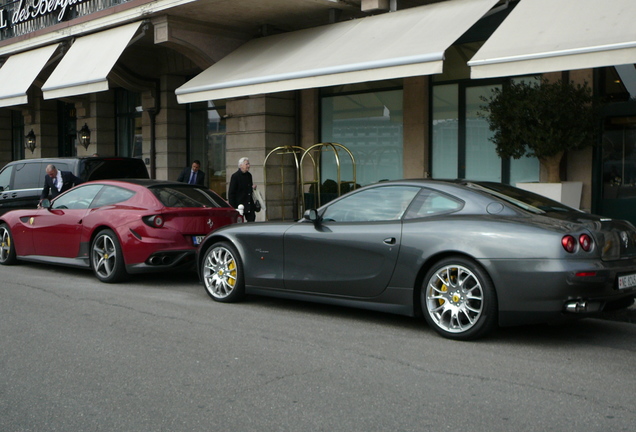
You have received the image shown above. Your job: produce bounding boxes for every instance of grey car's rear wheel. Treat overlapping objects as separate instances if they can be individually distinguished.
[91,229,127,283]
[422,257,497,340]
[201,241,245,302]
[0,223,17,265]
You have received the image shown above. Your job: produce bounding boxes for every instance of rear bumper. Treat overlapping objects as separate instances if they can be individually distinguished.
[126,250,196,274]
[479,257,636,326]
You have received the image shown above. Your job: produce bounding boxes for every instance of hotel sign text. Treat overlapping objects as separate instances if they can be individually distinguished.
[0,0,91,30]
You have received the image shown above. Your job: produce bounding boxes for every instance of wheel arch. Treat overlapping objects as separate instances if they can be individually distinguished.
[198,233,241,272]
[411,251,498,317]
[88,225,128,264]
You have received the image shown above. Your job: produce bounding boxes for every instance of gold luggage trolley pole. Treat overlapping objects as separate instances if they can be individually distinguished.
[299,142,357,215]
[263,146,306,221]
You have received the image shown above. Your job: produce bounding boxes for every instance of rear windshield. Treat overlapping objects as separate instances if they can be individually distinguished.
[80,158,149,181]
[150,185,229,208]
[467,182,576,214]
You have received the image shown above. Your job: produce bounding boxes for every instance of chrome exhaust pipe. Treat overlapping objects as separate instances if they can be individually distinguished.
[565,300,588,313]
[149,256,162,265]
[162,256,172,265]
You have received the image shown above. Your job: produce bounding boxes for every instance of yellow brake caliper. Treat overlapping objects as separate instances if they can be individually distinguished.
[227,260,237,287]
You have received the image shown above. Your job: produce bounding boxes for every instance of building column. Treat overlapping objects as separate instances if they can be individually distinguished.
[75,92,116,157]
[22,92,58,158]
[151,74,187,181]
[226,92,296,220]
[403,76,429,179]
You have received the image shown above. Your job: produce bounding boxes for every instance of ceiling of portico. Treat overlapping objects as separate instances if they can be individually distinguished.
[162,0,448,37]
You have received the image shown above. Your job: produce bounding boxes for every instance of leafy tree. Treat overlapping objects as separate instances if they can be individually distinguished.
[480,79,599,182]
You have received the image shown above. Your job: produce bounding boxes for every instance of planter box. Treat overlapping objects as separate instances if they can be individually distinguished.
[515,181,583,209]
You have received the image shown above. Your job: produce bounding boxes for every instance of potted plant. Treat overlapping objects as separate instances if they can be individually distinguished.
[480,78,599,207]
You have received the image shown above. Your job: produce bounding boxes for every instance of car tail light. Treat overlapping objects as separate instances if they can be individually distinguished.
[143,215,164,228]
[562,235,576,253]
[579,234,592,251]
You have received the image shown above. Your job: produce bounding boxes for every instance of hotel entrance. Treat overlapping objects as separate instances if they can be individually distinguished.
[599,115,636,225]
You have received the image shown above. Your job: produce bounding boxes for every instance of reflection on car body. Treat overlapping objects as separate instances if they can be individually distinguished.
[196,179,636,340]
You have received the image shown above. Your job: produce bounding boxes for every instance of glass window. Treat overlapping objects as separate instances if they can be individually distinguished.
[602,116,636,199]
[13,162,45,190]
[466,85,501,181]
[52,184,104,210]
[432,85,459,179]
[150,185,228,208]
[431,80,540,184]
[116,89,142,158]
[321,89,403,186]
[188,101,227,197]
[91,185,135,208]
[321,186,419,222]
[0,165,13,191]
[405,189,463,219]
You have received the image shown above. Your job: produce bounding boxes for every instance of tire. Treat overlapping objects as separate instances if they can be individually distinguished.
[91,229,127,283]
[421,257,497,340]
[0,223,17,265]
[200,241,245,303]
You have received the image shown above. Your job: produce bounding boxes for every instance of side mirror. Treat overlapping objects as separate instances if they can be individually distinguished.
[40,199,51,209]
[303,209,322,225]
[237,204,245,216]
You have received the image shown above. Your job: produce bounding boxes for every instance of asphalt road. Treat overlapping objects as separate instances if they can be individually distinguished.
[1,263,635,432]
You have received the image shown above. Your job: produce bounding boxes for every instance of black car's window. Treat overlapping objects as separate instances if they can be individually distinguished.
[322,186,420,222]
[151,186,227,208]
[80,158,149,180]
[13,162,43,189]
[0,165,13,191]
[404,189,463,219]
[91,185,136,208]
[52,185,103,210]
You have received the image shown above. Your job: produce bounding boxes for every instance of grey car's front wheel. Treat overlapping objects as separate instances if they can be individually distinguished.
[91,229,127,283]
[201,242,245,303]
[0,223,17,265]
[422,257,497,340]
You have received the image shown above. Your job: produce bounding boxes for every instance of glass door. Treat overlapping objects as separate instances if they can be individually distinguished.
[599,115,636,224]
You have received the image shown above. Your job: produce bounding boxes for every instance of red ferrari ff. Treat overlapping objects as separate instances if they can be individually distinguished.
[0,179,241,282]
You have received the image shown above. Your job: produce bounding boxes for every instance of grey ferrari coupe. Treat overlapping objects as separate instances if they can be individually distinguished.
[196,180,636,340]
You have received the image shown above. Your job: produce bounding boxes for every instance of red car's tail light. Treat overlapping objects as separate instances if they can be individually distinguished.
[579,234,592,252]
[143,215,164,228]
[562,235,576,253]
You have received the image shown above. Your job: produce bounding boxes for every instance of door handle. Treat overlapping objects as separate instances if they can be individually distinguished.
[384,237,396,245]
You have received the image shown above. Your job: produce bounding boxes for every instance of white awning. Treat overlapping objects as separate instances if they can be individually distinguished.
[469,0,636,79]
[42,22,142,100]
[0,44,59,108]
[176,0,499,103]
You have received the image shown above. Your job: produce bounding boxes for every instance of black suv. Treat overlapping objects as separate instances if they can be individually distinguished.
[0,157,149,215]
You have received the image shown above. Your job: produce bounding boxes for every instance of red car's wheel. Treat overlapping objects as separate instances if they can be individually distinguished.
[91,229,128,283]
[0,223,17,265]
[201,241,245,303]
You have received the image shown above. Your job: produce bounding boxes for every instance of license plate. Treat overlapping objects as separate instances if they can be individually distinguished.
[192,235,205,245]
[618,273,636,289]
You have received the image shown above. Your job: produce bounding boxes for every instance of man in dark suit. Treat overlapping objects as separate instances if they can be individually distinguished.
[40,164,83,201]
[177,160,205,185]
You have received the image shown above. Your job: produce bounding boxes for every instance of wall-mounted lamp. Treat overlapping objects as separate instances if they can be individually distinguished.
[25,129,36,153]
[78,123,91,150]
